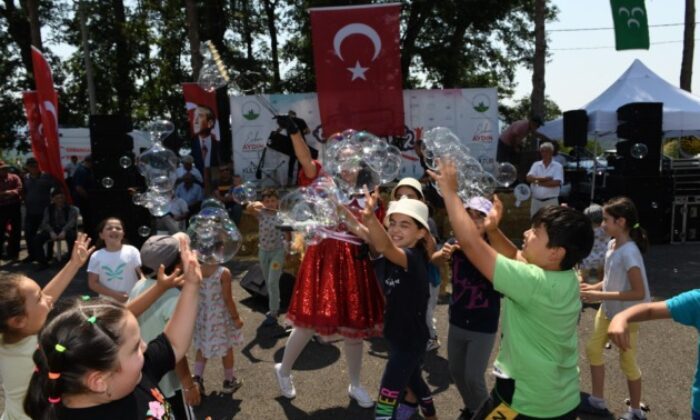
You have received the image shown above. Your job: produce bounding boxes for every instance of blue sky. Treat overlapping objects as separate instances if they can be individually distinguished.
[511,1,693,111]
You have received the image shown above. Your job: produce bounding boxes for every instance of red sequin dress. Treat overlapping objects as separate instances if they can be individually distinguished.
[286,161,385,338]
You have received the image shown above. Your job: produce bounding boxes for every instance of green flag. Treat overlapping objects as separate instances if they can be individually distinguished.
[610,0,650,50]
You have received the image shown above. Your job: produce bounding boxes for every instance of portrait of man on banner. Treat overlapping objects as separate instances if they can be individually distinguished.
[183,83,222,190]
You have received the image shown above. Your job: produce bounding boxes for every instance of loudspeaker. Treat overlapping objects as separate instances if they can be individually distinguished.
[614,103,663,175]
[563,110,588,148]
[240,263,296,309]
[604,175,672,244]
[89,115,135,189]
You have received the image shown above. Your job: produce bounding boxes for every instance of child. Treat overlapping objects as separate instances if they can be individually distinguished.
[24,238,202,420]
[607,289,700,420]
[429,159,593,419]
[580,197,651,420]
[434,196,501,420]
[192,261,244,394]
[127,233,201,418]
[87,217,142,302]
[0,234,93,420]
[361,193,436,420]
[391,177,442,352]
[245,189,286,327]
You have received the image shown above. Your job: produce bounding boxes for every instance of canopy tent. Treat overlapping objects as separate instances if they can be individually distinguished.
[538,59,700,143]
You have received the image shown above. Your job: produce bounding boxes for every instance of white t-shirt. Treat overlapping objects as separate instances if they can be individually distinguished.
[527,160,564,199]
[87,245,142,295]
[167,197,189,219]
[602,240,650,318]
[0,335,37,420]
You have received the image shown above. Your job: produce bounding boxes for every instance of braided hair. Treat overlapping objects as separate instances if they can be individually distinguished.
[24,297,126,420]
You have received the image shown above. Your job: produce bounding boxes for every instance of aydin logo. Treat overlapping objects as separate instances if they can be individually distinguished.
[242,102,261,120]
[472,94,490,113]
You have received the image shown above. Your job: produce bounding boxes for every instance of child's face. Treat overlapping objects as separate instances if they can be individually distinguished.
[387,213,425,248]
[105,312,146,400]
[601,210,625,237]
[522,224,562,268]
[262,195,279,209]
[394,186,421,201]
[17,277,53,335]
[466,208,487,235]
[99,219,124,247]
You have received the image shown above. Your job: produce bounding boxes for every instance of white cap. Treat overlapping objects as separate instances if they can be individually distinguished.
[385,197,430,232]
[391,177,424,200]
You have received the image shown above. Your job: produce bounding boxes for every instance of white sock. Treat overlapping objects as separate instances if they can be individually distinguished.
[588,395,607,409]
[344,338,363,388]
[629,407,645,418]
[279,327,314,377]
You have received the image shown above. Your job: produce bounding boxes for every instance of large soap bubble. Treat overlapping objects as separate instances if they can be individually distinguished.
[187,209,242,264]
[138,141,179,194]
[496,162,518,187]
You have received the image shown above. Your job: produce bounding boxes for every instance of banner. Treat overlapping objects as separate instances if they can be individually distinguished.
[30,47,68,194]
[610,0,650,50]
[182,83,232,173]
[310,3,404,136]
[22,91,50,171]
[230,89,499,184]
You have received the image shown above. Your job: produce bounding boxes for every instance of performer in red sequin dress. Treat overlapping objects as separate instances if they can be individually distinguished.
[272,117,383,408]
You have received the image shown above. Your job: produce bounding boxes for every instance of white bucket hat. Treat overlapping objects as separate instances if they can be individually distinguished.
[391,177,424,200]
[385,197,430,232]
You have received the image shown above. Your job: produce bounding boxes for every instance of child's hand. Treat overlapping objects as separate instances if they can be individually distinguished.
[179,238,202,287]
[484,195,503,232]
[360,186,379,222]
[70,233,96,266]
[233,318,243,329]
[184,384,201,406]
[156,264,184,290]
[607,316,631,351]
[427,159,459,195]
[440,242,460,260]
[580,290,600,303]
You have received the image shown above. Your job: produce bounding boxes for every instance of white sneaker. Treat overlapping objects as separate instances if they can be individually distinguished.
[348,384,374,408]
[426,338,441,352]
[274,363,296,399]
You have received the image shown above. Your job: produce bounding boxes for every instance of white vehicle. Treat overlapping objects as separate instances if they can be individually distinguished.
[58,128,151,167]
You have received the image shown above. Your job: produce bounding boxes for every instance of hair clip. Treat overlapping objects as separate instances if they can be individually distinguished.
[81,295,91,301]
[633,223,640,229]
[48,396,61,404]
[86,316,97,324]
[54,344,66,353]
[48,372,61,380]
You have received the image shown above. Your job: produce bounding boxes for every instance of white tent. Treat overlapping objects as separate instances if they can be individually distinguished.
[538,59,700,143]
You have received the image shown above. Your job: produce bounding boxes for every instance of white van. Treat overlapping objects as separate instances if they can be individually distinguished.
[58,128,151,167]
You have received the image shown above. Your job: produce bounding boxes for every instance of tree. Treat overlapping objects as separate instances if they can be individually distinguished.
[261,0,281,91]
[499,95,561,125]
[681,0,694,92]
[184,0,201,79]
[530,0,546,119]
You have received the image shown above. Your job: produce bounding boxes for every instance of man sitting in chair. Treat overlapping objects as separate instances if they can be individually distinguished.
[32,188,79,269]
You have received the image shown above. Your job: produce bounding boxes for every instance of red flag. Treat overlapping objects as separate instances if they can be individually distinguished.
[22,91,50,171]
[310,3,404,136]
[31,47,68,195]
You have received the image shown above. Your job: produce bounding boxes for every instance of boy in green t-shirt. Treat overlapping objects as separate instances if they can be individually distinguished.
[429,161,593,419]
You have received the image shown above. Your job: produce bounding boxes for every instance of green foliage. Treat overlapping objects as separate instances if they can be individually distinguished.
[499,95,561,125]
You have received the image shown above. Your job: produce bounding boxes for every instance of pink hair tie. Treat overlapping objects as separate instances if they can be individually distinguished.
[48,372,61,380]
[48,396,61,404]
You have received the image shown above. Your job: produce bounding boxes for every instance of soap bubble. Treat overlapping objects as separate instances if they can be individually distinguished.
[138,142,179,194]
[119,155,132,169]
[232,181,257,204]
[496,162,518,187]
[101,177,114,189]
[137,225,151,237]
[630,143,648,159]
[187,212,242,264]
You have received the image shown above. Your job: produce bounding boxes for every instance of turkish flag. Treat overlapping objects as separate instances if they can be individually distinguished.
[310,3,404,136]
[31,47,68,196]
[22,91,50,171]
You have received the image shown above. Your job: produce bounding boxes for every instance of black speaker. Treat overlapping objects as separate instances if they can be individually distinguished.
[615,103,663,175]
[563,110,588,147]
[89,115,134,189]
[604,174,672,244]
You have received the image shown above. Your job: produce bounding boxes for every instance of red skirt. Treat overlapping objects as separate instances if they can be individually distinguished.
[286,237,384,338]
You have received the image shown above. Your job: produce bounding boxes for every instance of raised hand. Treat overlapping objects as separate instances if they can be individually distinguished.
[360,185,379,222]
[156,264,184,290]
[179,237,202,287]
[71,233,96,266]
[484,195,504,232]
[427,158,459,196]
[274,115,300,135]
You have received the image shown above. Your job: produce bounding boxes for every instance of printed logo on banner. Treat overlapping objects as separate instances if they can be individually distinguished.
[242,101,261,120]
[471,118,494,143]
[478,155,496,173]
[472,94,490,113]
[241,129,265,152]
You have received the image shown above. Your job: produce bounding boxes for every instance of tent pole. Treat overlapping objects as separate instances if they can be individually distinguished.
[590,133,598,203]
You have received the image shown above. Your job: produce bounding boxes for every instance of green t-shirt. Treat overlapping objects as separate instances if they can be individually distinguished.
[492,254,581,417]
[128,278,180,398]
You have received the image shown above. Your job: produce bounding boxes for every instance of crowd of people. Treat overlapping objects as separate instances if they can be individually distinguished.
[0,116,698,420]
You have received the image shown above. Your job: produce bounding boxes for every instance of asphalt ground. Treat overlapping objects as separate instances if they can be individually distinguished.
[1,242,699,419]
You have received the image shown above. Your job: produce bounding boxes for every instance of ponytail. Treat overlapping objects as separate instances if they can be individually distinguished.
[24,298,126,419]
[603,196,649,254]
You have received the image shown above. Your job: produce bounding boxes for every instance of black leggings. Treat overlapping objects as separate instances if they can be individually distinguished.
[375,342,435,420]
[472,378,577,420]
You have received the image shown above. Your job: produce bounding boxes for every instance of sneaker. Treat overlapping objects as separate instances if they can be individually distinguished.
[348,384,374,408]
[222,377,243,394]
[458,408,474,420]
[426,338,441,352]
[274,363,296,399]
[578,396,612,417]
[192,375,205,395]
[261,314,278,327]
[618,411,646,420]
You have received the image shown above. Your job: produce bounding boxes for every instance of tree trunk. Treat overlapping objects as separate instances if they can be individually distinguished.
[112,0,132,116]
[442,17,469,88]
[2,0,34,84]
[262,0,280,91]
[25,0,42,49]
[681,0,695,92]
[78,1,97,114]
[401,0,432,84]
[185,0,202,79]
[530,0,546,119]
[241,0,254,61]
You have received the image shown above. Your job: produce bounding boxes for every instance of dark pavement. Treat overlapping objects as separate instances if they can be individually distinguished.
[1,243,699,419]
